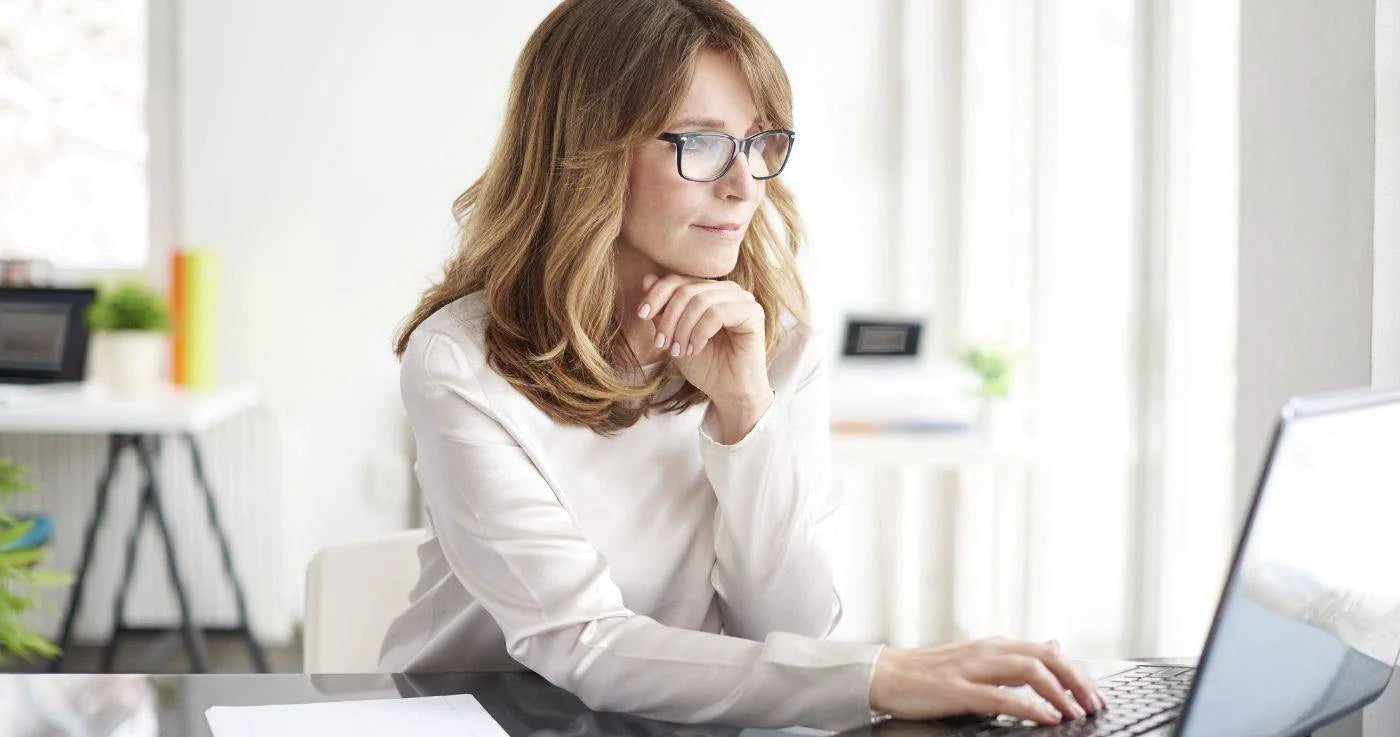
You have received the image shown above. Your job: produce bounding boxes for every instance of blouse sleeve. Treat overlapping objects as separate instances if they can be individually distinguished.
[698,325,848,642]
[401,329,884,732]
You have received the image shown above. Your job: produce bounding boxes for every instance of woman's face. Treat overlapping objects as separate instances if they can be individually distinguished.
[619,49,766,279]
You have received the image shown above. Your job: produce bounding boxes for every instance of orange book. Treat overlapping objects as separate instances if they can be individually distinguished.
[171,248,186,384]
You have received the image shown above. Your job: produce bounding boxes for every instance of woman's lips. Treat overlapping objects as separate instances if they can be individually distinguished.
[693,223,743,240]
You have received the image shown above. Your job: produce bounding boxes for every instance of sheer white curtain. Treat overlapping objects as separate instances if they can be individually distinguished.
[814,0,1237,660]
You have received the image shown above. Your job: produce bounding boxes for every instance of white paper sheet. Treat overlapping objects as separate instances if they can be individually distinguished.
[205,694,511,737]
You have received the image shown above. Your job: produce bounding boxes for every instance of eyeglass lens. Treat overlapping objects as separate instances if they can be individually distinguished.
[680,131,791,180]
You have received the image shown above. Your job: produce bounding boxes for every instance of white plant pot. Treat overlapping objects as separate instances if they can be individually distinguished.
[92,330,166,397]
[977,396,1018,443]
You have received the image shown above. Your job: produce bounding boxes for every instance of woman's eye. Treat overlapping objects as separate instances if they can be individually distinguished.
[692,137,723,153]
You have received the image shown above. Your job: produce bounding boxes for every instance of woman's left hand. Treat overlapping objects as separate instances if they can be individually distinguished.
[637,273,774,439]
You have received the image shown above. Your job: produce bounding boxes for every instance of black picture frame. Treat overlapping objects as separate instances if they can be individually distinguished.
[841,317,922,358]
[0,286,99,384]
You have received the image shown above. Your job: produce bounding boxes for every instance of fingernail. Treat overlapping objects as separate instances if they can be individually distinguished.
[638,303,651,318]
[1072,704,1086,720]
[1043,706,1063,723]
[655,333,666,349]
[670,342,681,357]
[686,344,694,357]
[1096,692,1108,711]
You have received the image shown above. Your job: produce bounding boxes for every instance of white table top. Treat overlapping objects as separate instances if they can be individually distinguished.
[0,382,264,435]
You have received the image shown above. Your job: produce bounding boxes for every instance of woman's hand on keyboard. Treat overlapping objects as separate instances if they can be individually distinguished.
[869,636,1106,726]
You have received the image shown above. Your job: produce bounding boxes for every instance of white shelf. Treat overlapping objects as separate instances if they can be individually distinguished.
[831,429,1037,469]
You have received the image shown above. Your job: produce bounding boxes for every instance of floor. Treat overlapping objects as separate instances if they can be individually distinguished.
[2,629,303,674]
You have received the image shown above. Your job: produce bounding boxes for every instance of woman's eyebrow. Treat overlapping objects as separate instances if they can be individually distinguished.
[670,116,764,130]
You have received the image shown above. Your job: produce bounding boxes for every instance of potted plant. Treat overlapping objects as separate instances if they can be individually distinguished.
[84,279,171,397]
[960,343,1018,442]
[0,457,71,665]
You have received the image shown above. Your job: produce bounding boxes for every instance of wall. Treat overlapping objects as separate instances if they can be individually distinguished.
[1239,3,1389,728]
[1236,0,1377,515]
[1376,0,1400,387]
[159,0,553,633]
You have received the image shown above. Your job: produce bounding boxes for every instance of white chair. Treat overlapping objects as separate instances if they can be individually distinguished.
[303,527,429,673]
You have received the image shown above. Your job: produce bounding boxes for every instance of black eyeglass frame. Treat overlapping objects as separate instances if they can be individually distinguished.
[655,129,796,182]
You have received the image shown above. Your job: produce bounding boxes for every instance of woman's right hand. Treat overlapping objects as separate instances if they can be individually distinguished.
[869,637,1107,726]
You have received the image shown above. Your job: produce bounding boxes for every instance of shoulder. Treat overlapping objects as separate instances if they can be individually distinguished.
[398,292,511,434]
[769,309,827,393]
[400,291,491,387]
[397,291,553,447]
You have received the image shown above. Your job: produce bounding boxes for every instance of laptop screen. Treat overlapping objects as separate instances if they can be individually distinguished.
[1179,392,1400,736]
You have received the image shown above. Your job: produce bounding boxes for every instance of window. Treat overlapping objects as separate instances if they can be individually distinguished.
[0,0,150,269]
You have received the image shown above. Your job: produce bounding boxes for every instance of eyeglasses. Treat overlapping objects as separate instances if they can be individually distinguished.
[655,129,795,182]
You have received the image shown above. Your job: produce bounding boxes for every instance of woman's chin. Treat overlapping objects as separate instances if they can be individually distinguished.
[667,248,740,279]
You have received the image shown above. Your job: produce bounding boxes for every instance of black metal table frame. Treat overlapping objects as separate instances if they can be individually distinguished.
[48,431,267,673]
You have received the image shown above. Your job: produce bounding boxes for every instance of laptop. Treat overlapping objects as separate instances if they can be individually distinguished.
[920,384,1400,736]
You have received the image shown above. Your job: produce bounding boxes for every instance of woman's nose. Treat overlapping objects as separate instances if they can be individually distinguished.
[715,152,760,201]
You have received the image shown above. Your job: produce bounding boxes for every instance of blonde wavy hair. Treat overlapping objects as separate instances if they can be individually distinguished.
[392,0,809,435]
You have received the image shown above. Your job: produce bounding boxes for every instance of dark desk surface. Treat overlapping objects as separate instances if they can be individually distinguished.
[3,661,1400,737]
[1,670,808,737]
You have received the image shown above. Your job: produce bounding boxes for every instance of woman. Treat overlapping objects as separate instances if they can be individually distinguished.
[382,0,1105,731]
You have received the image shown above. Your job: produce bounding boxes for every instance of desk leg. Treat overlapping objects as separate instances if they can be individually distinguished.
[101,459,152,673]
[132,434,209,672]
[50,433,128,672]
[183,431,268,672]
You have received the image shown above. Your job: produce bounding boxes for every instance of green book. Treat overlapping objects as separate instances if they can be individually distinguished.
[181,247,221,388]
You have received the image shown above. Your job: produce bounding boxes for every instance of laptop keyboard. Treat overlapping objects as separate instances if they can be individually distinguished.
[949,664,1193,736]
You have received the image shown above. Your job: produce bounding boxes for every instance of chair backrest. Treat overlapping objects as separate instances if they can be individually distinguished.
[303,527,428,673]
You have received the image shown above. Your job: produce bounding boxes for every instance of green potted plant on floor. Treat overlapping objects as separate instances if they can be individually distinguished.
[85,279,172,397]
[0,457,71,665]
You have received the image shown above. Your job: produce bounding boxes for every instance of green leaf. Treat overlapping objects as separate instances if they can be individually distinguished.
[3,593,34,614]
[0,622,60,663]
[16,569,73,586]
[0,547,45,569]
[0,454,65,665]
[0,518,34,550]
[960,344,1015,398]
[85,279,172,332]
[0,586,34,611]
[0,590,64,663]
